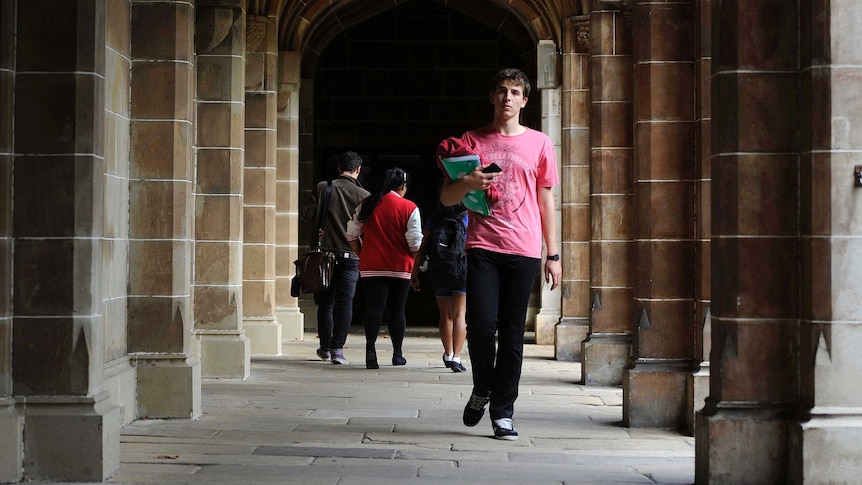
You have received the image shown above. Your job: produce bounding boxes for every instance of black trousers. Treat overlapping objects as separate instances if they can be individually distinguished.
[362,276,410,355]
[465,248,540,420]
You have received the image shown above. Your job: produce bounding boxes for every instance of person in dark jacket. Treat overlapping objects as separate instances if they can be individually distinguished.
[303,151,370,365]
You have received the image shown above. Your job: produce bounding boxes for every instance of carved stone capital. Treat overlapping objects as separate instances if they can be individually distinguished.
[195,7,235,54]
[575,21,590,52]
[246,18,267,53]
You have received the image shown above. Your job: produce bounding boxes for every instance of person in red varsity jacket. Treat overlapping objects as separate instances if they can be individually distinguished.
[346,167,423,369]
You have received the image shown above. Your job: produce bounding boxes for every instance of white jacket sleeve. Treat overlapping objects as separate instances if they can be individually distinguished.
[405,207,423,252]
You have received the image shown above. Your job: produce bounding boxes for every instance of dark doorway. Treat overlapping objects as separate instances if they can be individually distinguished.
[310,0,538,325]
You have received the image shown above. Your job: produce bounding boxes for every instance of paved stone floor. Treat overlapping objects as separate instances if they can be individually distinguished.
[103,328,694,485]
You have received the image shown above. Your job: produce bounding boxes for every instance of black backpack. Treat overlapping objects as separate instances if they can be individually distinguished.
[427,208,467,288]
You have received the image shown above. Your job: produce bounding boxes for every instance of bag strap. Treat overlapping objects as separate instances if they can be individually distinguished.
[316,181,333,249]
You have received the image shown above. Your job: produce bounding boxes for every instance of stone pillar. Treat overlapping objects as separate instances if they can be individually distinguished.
[296,78,316,325]
[193,2,250,379]
[582,4,634,386]
[129,0,201,418]
[0,1,18,481]
[9,1,120,481]
[102,0,136,427]
[687,0,713,436]
[695,0,801,482]
[534,49,563,345]
[623,0,697,429]
[242,14,281,355]
[789,1,862,483]
[555,16,592,362]
[275,51,305,342]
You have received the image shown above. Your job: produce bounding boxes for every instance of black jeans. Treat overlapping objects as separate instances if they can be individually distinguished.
[465,248,540,420]
[362,276,410,355]
[314,256,360,351]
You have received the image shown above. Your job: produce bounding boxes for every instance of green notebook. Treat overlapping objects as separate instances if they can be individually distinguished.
[440,154,490,216]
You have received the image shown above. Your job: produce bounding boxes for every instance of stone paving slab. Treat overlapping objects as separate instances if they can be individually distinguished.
[95,328,695,484]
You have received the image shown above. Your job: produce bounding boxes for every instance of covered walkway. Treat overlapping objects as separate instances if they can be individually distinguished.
[105,329,694,485]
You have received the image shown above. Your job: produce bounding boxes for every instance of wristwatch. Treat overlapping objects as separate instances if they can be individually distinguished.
[546,253,560,262]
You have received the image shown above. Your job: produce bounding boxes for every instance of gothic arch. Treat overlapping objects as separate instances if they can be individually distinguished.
[252,0,576,61]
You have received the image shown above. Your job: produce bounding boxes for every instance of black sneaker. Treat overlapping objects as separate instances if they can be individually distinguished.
[316,348,331,361]
[450,361,467,373]
[366,351,379,369]
[462,391,490,427]
[392,355,407,366]
[492,418,519,441]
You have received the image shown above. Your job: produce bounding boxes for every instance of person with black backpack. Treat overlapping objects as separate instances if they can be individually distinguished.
[411,203,468,373]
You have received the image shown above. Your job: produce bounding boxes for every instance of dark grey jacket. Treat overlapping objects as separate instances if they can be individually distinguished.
[306,175,369,257]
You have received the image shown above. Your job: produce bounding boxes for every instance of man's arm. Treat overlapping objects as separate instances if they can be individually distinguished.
[439,168,499,207]
[538,186,561,290]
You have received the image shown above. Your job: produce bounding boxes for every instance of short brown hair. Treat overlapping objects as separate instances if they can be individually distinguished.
[490,68,531,98]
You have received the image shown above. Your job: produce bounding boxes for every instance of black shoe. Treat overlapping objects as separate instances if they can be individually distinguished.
[366,351,379,369]
[462,391,490,427]
[492,418,519,441]
[316,348,331,361]
[450,361,466,373]
[392,355,407,366]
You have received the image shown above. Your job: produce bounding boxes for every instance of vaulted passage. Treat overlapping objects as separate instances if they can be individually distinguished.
[3,1,862,483]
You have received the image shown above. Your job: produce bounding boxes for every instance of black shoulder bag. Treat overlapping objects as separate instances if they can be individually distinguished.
[291,182,336,296]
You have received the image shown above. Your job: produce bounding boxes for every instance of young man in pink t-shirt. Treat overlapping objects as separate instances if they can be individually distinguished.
[440,68,562,440]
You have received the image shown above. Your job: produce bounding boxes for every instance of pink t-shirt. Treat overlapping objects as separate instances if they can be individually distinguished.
[461,126,558,258]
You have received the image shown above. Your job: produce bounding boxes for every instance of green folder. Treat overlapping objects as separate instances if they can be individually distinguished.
[440,154,490,216]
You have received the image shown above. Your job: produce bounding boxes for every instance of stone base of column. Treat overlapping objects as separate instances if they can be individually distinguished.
[0,398,22,483]
[554,318,589,362]
[244,316,282,356]
[581,333,630,385]
[136,353,201,419]
[789,410,862,485]
[695,403,790,484]
[198,331,251,379]
[19,392,120,482]
[686,363,709,436]
[623,361,688,428]
[103,355,137,424]
[276,307,305,342]
[534,310,560,345]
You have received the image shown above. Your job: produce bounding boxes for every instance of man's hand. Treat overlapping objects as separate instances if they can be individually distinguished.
[544,259,561,291]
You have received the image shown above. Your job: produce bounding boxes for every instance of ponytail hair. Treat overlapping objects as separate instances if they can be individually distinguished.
[358,167,408,222]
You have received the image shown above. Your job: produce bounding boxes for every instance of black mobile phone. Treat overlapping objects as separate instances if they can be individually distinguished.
[482,163,502,173]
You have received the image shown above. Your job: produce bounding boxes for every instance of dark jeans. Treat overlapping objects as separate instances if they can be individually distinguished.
[362,277,410,355]
[465,248,540,420]
[314,256,360,351]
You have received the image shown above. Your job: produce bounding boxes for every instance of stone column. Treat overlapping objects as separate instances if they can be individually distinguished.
[623,0,697,429]
[296,78,316,324]
[242,14,281,355]
[193,2,250,379]
[0,1,18,481]
[582,3,634,386]
[275,51,305,342]
[790,1,862,483]
[102,0,136,428]
[534,48,563,345]
[687,0,713,436]
[555,16,592,362]
[129,0,201,418]
[8,1,120,481]
[695,0,801,482]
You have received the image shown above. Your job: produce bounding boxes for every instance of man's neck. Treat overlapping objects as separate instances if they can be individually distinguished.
[340,171,358,179]
[491,117,526,136]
